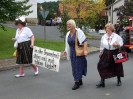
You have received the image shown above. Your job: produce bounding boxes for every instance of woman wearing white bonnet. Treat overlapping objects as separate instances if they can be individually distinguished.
[12,16,39,78]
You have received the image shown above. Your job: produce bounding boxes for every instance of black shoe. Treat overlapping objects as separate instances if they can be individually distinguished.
[72,82,79,90]
[117,77,122,86]
[96,79,105,88]
[79,79,83,86]
[96,81,105,88]
[117,80,121,86]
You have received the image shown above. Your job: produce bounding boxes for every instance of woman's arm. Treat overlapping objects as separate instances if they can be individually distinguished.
[117,36,123,47]
[100,36,104,52]
[99,36,104,58]
[30,35,35,48]
[83,41,88,56]
[112,35,123,48]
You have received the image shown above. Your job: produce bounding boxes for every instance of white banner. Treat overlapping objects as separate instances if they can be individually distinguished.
[32,46,61,72]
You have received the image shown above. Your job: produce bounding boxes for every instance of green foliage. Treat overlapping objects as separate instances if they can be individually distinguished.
[42,1,59,12]
[114,0,133,21]
[37,1,60,24]
[0,0,33,30]
[119,17,129,26]
[60,0,105,28]
[104,0,115,6]
[94,14,105,28]
[58,2,70,42]
[42,1,59,20]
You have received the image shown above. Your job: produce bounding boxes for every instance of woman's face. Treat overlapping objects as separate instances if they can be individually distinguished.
[17,23,23,29]
[67,22,74,31]
[105,27,112,33]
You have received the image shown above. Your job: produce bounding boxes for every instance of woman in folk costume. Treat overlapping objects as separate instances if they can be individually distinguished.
[12,17,39,78]
[96,23,124,88]
[64,19,88,90]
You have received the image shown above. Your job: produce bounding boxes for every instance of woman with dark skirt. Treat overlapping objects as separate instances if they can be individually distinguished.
[64,19,88,90]
[96,23,124,88]
[12,17,39,78]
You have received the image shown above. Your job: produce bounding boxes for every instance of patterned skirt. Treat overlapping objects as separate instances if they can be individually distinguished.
[97,49,124,79]
[16,40,33,64]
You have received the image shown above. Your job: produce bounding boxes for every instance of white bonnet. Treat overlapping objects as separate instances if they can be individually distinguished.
[15,17,25,22]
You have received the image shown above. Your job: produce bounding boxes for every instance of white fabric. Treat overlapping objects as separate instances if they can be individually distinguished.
[15,27,33,43]
[14,41,18,49]
[15,16,25,22]
[65,28,86,60]
[100,33,123,52]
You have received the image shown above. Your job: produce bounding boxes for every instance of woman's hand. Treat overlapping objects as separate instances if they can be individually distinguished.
[99,52,103,58]
[84,50,88,56]
[30,45,34,48]
[112,42,120,48]
[12,38,16,41]
[63,51,67,56]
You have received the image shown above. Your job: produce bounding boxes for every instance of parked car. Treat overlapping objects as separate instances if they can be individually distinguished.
[41,20,51,26]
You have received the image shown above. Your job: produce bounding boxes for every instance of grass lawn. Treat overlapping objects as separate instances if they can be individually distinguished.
[0,26,96,59]
[0,27,65,59]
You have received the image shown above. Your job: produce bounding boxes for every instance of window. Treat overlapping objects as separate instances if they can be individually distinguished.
[116,11,120,16]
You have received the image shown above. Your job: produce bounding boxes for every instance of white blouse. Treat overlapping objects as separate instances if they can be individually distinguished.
[100,33,123,52]
[15,27,33,43]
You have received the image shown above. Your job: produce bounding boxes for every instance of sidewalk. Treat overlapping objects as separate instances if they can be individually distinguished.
[0,46,99,71]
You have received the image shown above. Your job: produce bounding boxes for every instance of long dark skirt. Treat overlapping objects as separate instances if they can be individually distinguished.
[70,49,87,81]
[97,49,124,79]
[16,40,33,64]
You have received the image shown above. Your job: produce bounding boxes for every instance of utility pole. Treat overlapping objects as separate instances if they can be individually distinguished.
[44,0,46,40]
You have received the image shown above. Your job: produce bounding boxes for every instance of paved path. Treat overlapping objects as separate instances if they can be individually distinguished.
[0,52,133,99]
[1,24,133,99]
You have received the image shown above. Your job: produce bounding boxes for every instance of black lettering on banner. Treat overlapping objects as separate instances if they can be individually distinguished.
[38,48,43,54]
[44,49,47,55]
[48,58,54,64]
[34,47,37,52]
[33,54,41,60]
[44,58,56,70]
[34,60,43,66]
[41,57,47,61]
[44,50,60,59]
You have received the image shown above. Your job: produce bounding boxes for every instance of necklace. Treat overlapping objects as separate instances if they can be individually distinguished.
[18,28,24,34]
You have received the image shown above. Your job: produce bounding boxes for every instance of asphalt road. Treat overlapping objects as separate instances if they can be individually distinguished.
[3,24,101,47]
[0,52,133,99]
[1,24,133,99]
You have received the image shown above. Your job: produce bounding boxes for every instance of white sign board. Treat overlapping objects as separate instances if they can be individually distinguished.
[32,46,61,72]
[99,30,106,35]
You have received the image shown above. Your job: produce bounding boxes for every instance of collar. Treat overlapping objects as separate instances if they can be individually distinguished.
[106,32,115,39]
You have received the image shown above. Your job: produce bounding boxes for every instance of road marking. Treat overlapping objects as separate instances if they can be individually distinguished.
[105,93,110,96]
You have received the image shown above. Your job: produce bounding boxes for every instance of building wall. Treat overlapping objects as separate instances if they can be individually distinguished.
[106,0,125,24]
[112,0,124,24]
[15,0,37,24]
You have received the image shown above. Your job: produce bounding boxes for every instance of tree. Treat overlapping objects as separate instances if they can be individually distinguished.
[60,0,105,28]
[0,0,33,30]
[58,2,70,42]
[104,0,115,6]
[114,0,133,21]
[42,1,59,20]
